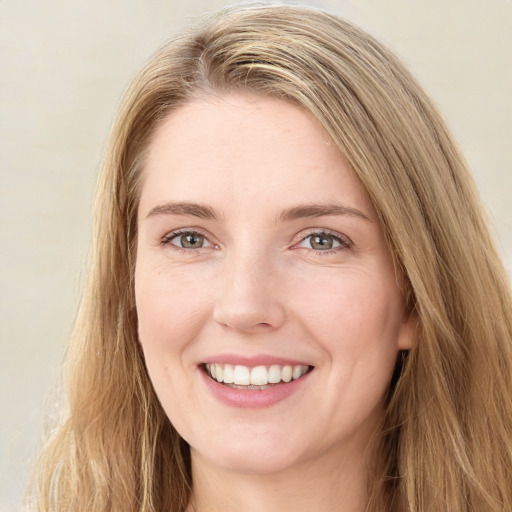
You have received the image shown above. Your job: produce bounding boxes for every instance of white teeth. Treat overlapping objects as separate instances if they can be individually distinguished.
[250,366,268,386]
[292,365,303,380]
[268,364,281,384]
[206,363,310,386]
[281,365,292,382]
[223,364,234,384]
[215,363,224,382]
[233,365,251,385]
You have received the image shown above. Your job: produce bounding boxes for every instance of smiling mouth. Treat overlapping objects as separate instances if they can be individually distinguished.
[204,363,313,389]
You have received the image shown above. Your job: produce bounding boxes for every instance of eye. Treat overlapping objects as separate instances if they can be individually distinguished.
[297,231,351,251]
[162,230,212,249]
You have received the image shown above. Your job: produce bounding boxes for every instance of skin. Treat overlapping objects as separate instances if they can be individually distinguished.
[135,93,416,512]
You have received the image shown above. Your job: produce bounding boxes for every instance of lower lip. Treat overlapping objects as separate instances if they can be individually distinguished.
[199,368,311,408]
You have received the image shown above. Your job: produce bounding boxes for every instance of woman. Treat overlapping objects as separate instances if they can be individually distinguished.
[29,4,512,512]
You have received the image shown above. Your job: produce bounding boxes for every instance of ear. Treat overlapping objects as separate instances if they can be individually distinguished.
[397,308,418,350]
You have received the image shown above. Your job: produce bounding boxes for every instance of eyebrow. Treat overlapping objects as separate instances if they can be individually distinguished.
[146,201,219,220]
[145,201,371,223]
[279,203,372,223]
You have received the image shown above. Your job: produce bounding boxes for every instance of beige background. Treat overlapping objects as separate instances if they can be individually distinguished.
[1,0,511,509]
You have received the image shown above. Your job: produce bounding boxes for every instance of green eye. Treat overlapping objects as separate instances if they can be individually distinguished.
[309,234,336,250]
[169,232,208,249]
[297,232,349,251]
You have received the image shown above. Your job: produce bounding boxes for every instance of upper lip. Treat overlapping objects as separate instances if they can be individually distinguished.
[200,353,313,367]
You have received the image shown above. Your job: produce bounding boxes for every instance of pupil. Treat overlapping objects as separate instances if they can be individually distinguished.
[182,233,203,248]
[311,234,333,250]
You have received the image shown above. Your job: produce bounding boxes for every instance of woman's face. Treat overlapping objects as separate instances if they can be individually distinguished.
[135,93,415,475]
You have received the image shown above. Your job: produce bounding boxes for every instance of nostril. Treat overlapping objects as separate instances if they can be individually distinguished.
[213,306,285,332]
[212,267,286,331]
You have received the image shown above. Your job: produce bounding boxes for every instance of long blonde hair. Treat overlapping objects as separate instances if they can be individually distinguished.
[30,5,512,511]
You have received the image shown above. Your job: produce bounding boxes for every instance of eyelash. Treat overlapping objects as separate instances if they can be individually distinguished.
[160,229,352,254]
[296,230,352,254]
[160,229,212,253]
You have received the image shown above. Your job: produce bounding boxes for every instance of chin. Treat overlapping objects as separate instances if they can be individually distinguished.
[201,452,301,476]
[190,431,305,476]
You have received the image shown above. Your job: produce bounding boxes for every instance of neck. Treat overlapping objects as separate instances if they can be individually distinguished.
[187,440,378,512]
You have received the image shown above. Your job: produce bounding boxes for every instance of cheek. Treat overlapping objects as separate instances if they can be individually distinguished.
[290,269,405,394]
[292,269,403,345]
[134,262,211,361]
[134,263,211,423]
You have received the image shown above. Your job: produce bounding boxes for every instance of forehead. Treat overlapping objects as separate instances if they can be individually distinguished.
[139,93,375,219]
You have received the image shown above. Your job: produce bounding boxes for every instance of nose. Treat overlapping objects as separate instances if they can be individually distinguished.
[212,250,287,333]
